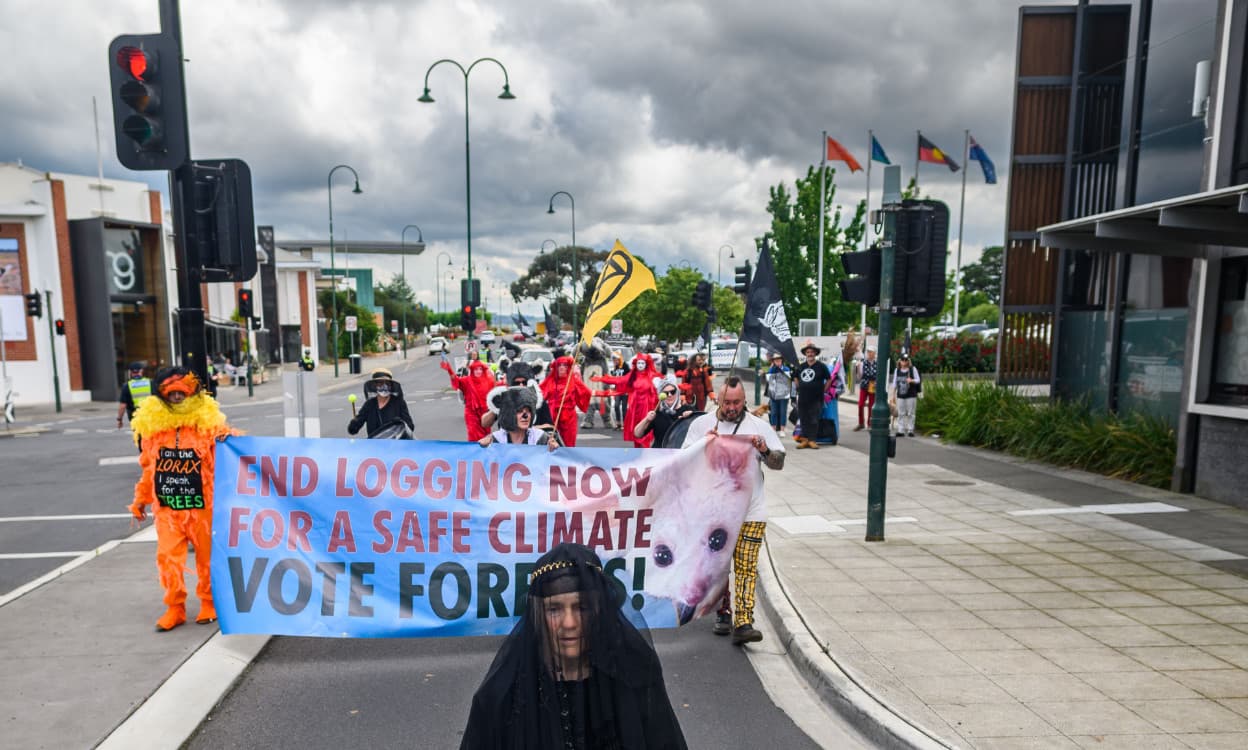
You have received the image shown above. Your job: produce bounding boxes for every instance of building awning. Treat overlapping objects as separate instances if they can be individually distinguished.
[277,239,426,256]
[1038,183,1248,258]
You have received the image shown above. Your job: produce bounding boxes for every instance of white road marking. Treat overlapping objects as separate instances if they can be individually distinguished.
[97,428,115,433]
[1009,502,1187,516]
[63,428,86,434]
[0,551,91,559]
[576,433,611,441]
[99,455,139,466]
[0,514,132,523]
[328,408,344,413]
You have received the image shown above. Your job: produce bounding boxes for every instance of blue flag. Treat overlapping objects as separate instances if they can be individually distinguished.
[969,135,997,184]
[870,135,891,164]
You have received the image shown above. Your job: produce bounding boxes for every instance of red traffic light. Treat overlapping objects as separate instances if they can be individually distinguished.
[54,319,66,336]
[116,46,153,80]
[463,305,472,314]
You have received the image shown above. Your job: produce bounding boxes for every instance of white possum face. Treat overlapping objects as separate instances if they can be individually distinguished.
[639,437,757,624]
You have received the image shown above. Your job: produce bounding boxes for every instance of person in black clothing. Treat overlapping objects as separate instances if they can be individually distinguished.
[347,368,414,438]
[480,361,554,432]
[633,377,695,448]
[792,341,831,449]
[460,543,687,749]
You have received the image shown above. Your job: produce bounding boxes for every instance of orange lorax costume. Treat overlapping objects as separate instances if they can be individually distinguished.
[540,355,591,447]
[442,358,496,442]
[127,368,236,632]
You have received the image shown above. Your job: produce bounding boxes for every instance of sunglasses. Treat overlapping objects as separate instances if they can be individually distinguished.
[661,390,677,398]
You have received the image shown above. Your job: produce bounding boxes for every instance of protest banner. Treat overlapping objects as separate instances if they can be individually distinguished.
[212,434,761,637]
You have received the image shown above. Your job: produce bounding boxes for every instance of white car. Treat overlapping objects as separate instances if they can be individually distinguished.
[428,336,449,355]
[520,347,555,368]
[710,339,742,370]
[478,330,496,344]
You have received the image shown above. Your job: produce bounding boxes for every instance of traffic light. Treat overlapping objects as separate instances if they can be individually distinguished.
[838,245,882,306]
[237,288,254,319]
[24,292,42,318]
[461,278,481,308]
[461,304,477,332]
[107,34,188,171]
[893,199,950,318]
[192,159,257,282]
[691,280,712,311]
[733,261,752,295]
[54,319,66,336]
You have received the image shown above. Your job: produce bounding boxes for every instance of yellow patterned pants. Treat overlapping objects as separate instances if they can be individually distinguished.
[722,521,766,628]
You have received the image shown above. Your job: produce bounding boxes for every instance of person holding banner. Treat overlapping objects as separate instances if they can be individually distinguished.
[460,543,687,749]
[479,384,559,449]
[346,368,413,438]
[442,358,496,442]
[127,366,237,632]
[540,355,592,447]
[681,376,784,645]
[634,376,695,448]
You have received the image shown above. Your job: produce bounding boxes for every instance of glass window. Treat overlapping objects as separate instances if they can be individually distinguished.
[1056,309,1110,411]
[1210,256,1248,405]
[1116,309,1187,426]
[1132,1,1217,205]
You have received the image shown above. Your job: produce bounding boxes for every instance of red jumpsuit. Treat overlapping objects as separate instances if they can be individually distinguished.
[443,360,496,441]
[540,356,591,447]
[594,353,660,448]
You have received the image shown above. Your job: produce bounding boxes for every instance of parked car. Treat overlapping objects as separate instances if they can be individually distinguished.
[478,330,496,344]
[428,336,449,355]
[710,339,742,370]
[520,347,555,369]
[957,323,992,336]
[981,327,999,340]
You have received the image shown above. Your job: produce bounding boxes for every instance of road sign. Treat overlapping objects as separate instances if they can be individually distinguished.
[611,318,622,335]
[390,320,398,333]
[465,340,478,355]
[344,315,358,333]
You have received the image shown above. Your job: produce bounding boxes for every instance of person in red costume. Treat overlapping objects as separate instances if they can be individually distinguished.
[442,358,496,441]
[540,355,591,447]
[593,352,660,448]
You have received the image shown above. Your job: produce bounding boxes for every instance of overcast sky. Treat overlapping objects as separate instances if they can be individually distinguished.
[2,0,1059,314]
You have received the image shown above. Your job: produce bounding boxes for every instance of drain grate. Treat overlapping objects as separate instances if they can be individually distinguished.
[925,479,975,486]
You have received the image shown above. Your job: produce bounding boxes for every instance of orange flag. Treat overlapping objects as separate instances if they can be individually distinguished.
[825,136,862,172]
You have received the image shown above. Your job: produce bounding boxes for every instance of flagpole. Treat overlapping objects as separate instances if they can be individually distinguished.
[862,129,872,337]
[915,129,921,193]
[816,131,828,337]
[953,129,969,328]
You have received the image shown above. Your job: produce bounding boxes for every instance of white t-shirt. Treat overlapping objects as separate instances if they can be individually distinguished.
[489,427,550,445]
[681,411,784,522]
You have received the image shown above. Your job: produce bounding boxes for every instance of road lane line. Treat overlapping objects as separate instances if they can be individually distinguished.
[0,514,133,523]
[99,455,139,466]
[0,523,152,607]
[0,551,91,559]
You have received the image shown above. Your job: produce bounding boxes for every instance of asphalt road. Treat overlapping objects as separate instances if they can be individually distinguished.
[0,344,847,749]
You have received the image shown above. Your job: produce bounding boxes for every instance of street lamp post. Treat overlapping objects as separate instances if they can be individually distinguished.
[717,243,735,286]
[546,191,577,333]
[327,164,362,378]
[400,224,423,359]
[419,57,516,338]
[434,251,452,313]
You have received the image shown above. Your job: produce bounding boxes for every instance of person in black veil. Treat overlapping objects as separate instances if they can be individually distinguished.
[460,543,688,750]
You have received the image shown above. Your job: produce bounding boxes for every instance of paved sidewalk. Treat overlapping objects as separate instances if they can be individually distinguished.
[761,399,1248,749]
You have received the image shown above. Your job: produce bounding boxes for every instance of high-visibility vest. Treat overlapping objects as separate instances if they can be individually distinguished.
[128,377,152,404]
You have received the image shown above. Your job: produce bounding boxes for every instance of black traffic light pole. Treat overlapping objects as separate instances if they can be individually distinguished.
[865,166,902,542]
[44,291,61,413]
[158,0,208,389]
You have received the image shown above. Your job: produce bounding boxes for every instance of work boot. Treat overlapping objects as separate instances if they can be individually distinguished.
[155,605,186,632]
[712,612,732,636]
[732,624,764,645]
[196,601,218,625]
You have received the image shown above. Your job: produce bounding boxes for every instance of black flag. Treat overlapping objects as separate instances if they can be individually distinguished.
[543,305,559,337]
[740,240,799,364]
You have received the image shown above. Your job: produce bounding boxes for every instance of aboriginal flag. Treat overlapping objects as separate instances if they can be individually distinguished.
[918,134,960,172]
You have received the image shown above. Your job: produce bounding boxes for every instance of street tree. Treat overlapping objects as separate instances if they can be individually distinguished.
[959,245,1003,306]
[510,245,609,328]
[318,289,381,356]
[757,165,867,335]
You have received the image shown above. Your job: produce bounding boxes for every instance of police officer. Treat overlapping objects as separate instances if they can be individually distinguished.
[117,362,152,429]
[300,348,316,371]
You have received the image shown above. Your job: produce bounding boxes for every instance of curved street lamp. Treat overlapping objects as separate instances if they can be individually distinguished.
[717,243,735,286]
[418,57,515,337]
[539,238,558,255]
[327,164,362,378]
[546,191,577,332]
[400,224,423,359]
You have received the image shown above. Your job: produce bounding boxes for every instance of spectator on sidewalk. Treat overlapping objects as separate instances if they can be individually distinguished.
[763,352,792,437]
[681,376,784,646]
[893,354,921,437]
[855,346,878,431]
[792,341,832,449]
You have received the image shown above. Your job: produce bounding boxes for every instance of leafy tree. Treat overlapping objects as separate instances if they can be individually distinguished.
[510,245,610,328]
[959,245,1002,306]
[963,302,1000,326]
[757,165,866,335]
[375,277,428,336]
[711,284,745,334]
[317,290,381,357]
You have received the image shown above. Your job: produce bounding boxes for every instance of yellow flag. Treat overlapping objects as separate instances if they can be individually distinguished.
[580,240,656,344]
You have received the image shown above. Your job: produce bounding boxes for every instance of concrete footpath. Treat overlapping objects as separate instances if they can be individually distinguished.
[3,367,1248,748]
[758,396,1248,749]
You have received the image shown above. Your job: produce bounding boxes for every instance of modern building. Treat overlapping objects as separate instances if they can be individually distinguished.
[1002,0,1247,506]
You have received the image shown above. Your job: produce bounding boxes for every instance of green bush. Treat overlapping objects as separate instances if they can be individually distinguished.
[963,303,999,325]
[917,379,1176,489]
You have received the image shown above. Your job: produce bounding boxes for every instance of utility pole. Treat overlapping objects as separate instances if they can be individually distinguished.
[865,165,901,542]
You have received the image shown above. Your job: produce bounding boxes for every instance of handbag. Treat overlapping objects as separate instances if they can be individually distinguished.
[867,381,875,395]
